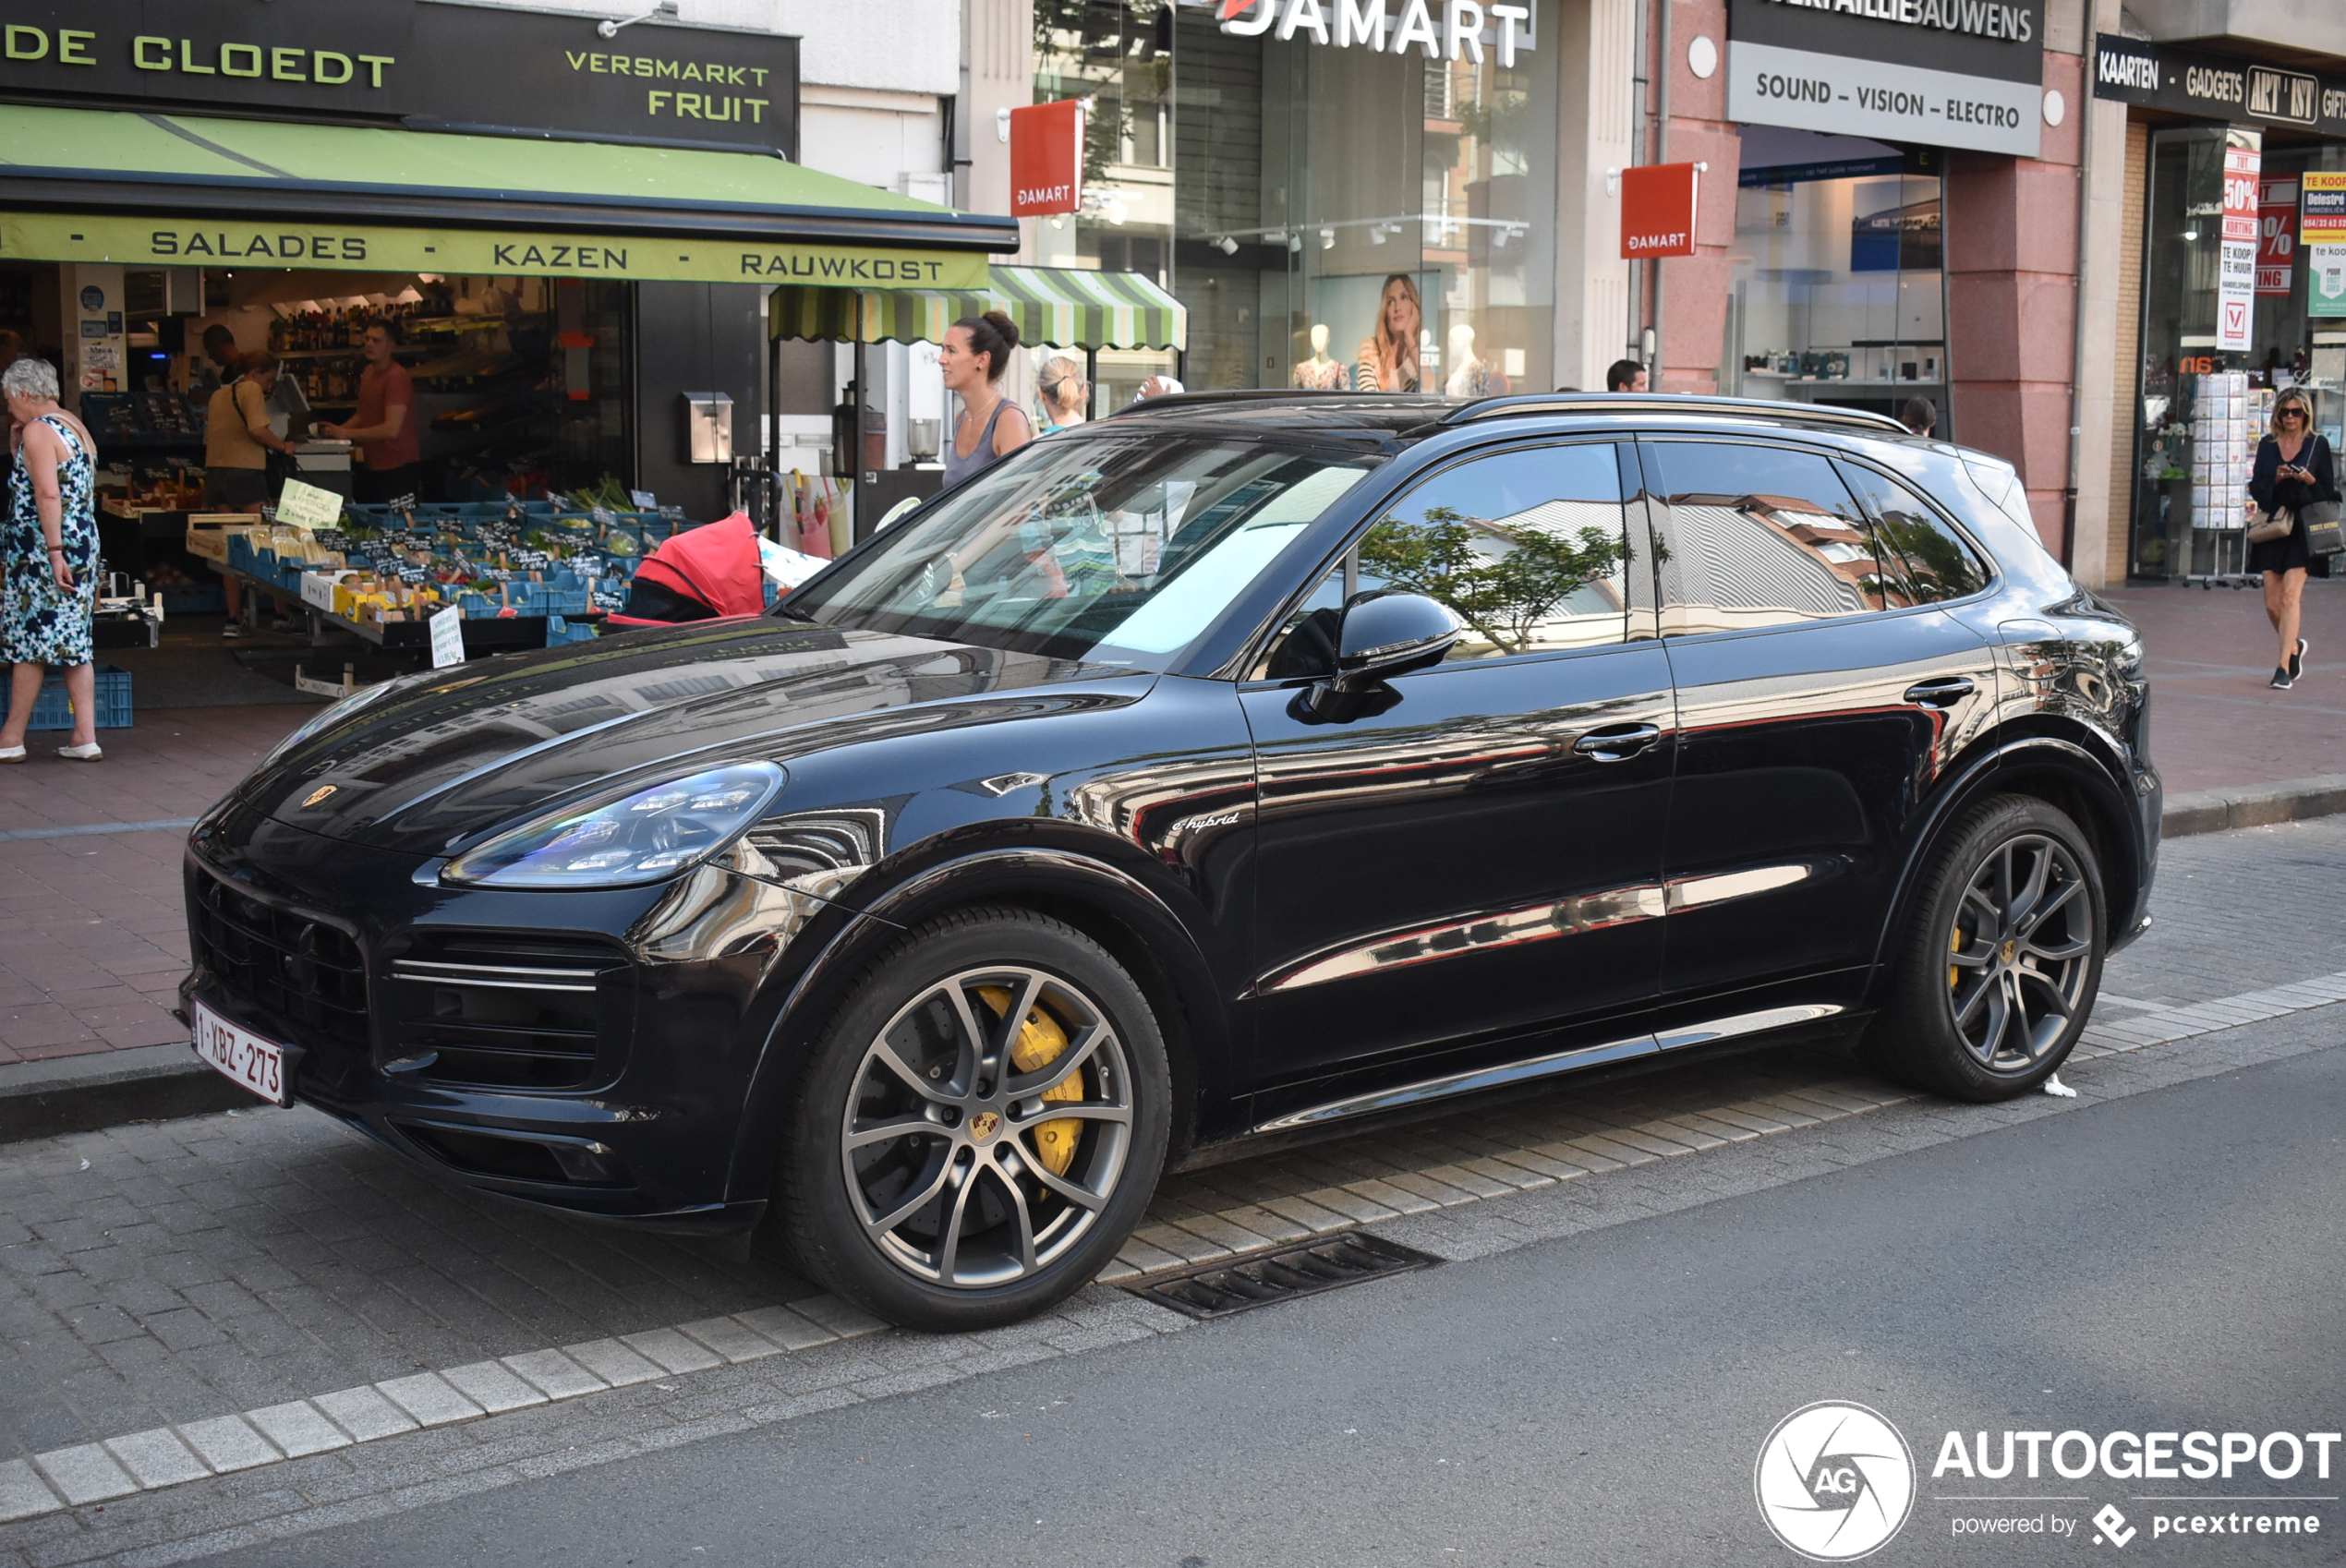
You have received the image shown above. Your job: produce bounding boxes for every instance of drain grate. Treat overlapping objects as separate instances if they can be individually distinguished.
[1120,1231,1440,1320]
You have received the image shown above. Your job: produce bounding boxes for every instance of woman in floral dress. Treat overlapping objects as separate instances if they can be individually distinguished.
[1,357,103,761]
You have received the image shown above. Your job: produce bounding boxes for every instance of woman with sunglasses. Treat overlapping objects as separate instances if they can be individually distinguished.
[2247,388,2335,690]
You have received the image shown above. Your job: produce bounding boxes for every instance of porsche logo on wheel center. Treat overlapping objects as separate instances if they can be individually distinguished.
[967,1111,1001,1144]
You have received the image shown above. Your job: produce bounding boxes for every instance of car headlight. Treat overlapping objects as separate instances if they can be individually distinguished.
[441,762,784,890]
[264,674,424,767]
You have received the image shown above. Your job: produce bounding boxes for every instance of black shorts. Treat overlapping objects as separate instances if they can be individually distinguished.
[204,467,269,511]
[353,465,422,506]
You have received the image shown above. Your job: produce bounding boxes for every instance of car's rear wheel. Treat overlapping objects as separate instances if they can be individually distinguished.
[1861,794,2105,1102]
[775,908,1169,1331]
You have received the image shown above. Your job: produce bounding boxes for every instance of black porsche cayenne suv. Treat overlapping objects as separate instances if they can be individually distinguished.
[183,392,2158,1330]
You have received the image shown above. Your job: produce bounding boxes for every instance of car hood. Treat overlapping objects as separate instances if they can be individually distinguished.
[238,618,1142,855]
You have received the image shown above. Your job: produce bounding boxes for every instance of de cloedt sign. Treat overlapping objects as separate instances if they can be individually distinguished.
[1727,0,2046,158]
[0,214,990,292]
[0,0,798,156]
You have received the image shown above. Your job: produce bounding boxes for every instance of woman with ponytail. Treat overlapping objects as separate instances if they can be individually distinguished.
[939,310,1034,490]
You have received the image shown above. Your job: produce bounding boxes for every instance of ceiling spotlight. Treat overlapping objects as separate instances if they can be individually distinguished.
[1213,235,1239,255]
[1370,224,1386,245]
[1493,226,1510,248]
[1319,227,1336,250]
[1287,233,1304,253]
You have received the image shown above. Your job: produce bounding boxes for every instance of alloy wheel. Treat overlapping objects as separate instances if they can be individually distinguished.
[1943,832,2095,1073]
[840,966,1135,1288]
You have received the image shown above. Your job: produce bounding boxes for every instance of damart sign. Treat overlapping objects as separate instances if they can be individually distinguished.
[1214,0,1538,66]
[1754,1400,2338,1562]
[1727,0,2046,158]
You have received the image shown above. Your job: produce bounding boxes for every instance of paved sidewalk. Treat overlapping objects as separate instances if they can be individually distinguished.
[0,582,2338,1073]
[1,709,315,1067]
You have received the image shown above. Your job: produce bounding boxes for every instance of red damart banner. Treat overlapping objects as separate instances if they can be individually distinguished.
[1620,163,1699,259]
[1010,100,1083,219]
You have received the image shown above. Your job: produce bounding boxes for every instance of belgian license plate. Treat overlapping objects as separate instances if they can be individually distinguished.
[191,999,292,1107]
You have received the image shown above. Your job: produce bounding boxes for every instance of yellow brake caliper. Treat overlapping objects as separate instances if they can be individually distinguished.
[977,986,1085,1176]
[1950,924,1965,991]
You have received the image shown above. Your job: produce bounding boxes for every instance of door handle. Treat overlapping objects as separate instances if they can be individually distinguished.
[1903,676,1976,709]
[1571,722,1663,761]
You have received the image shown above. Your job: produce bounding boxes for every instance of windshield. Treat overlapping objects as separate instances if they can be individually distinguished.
[782,433,1377,668]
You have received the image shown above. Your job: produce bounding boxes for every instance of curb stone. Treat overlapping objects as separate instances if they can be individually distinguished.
[4,781,2343,1145]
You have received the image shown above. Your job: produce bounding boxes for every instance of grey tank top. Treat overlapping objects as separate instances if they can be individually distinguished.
[941,397,1011,491]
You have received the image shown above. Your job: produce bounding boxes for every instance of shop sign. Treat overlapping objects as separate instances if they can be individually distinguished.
[0,1,798,157]
[2304,172,2346,320]
[2217,139,2260,354]
[2256,178,2296,297]
[1010,100,1083,218]
[1215,0,1538,67]
[1725,0,2044,158]
[0,214,992,292]
[1621,163,1700,259]
[2091,35,2346,139]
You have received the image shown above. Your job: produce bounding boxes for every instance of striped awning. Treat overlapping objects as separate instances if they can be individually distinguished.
[769,265,1185,351]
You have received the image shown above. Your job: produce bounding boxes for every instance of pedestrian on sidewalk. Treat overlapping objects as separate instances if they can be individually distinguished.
[0,356,103,762]
[2247,386,2336,690]
[1035,356,1090,434]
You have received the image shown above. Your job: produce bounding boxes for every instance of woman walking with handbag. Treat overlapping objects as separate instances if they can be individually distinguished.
[2247,387,2338,690]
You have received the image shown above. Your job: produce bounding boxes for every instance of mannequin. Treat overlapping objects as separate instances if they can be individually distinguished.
[1291,323,1346,390]
[1444,322,1507,399]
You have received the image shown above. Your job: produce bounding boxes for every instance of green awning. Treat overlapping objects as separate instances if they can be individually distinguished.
[0,103,1016,276]
[769,265,1185,350]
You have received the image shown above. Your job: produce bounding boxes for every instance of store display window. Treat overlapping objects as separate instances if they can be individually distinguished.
[1108,0,1556,395]
[1727,128,1947,432]
[2128,127,2346,580]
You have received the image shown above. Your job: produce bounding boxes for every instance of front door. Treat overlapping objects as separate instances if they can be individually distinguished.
[1636,438,2001,1007]
[1240,441,1675,1106]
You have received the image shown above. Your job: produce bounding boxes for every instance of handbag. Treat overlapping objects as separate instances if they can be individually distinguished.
[2247,504,2293,544]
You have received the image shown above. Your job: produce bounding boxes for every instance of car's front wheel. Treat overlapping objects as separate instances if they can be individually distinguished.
[1862,794,2105,1101]
[775,908,1170,1331]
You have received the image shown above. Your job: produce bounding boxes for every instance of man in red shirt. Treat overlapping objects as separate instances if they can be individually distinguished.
[320,320,421,502]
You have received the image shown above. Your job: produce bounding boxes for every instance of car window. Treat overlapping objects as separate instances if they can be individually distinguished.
[1835,462,1992,602]
[781,434,1374,669]
[1257,443,1639,676]
[1641,441,1909,635]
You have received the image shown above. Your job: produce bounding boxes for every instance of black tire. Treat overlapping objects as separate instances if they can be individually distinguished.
[1859,794,2106,1102]
[773,907,1170,1331]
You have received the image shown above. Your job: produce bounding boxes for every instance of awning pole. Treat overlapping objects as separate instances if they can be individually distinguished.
[853,292,870,544]
[1085,348,1098,420]
[766,332,781,540]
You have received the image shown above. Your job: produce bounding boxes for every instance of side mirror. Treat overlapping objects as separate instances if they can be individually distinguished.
[1298,591,1461,720]
[1332,591,1462,690]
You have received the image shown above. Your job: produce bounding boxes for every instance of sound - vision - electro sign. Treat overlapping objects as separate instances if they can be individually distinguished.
[1727,0,2046,159]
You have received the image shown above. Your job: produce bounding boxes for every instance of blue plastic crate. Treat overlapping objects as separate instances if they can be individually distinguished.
[160,585,225,614]
[0,665,132,730]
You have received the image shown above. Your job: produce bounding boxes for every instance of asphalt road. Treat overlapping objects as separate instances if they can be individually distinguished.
[210,1022,2346,1568]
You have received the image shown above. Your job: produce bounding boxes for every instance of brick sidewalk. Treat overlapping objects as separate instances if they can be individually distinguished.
[0,707,316,1066]
[0,583,2339,1067]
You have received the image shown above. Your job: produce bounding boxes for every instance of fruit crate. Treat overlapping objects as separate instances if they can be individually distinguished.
[0,665,133,730]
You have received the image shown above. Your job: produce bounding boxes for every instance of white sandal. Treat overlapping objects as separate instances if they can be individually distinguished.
[0,745,24,763]
[55,742,103,761]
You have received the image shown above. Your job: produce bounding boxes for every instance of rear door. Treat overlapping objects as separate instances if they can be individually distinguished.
[1637,438,1999,1007]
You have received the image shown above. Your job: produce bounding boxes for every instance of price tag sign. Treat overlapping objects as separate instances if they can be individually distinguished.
[429,604,467,669]
[274,478,344,532]
[629,489,657,508]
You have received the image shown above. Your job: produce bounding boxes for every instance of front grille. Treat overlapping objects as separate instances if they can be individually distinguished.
[189,874,369,1052]
[386,934,631,1091]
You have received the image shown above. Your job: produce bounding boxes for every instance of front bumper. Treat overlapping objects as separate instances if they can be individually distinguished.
[181,799,793,1229]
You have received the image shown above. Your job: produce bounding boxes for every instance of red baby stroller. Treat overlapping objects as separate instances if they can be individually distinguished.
[605,512,768,629]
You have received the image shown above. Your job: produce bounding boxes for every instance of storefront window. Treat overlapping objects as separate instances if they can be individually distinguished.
[1726,129,1946,431]
[2125,127,2346,580]
[1155,0,1556,397]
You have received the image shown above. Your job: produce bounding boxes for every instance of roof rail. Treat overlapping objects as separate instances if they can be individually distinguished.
[1101,390,1448,419]
[1441,392,1911,435]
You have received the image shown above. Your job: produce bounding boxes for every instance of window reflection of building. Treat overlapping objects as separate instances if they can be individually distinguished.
[1657,494,1893,634]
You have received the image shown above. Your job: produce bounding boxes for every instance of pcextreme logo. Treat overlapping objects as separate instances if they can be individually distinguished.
[1756,1402,1917,1561]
